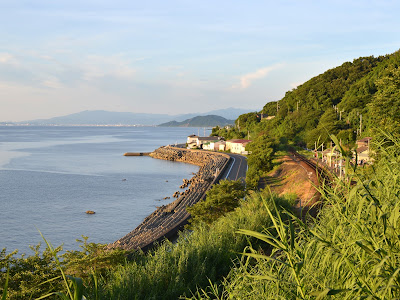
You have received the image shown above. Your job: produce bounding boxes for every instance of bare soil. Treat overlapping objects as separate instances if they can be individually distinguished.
[258,155,320,215]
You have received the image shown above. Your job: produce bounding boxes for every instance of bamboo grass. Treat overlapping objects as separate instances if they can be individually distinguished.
[194,134,400,299]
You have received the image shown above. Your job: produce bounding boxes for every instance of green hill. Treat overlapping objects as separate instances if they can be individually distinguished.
[214,49,400,148]
[158,115,234,127]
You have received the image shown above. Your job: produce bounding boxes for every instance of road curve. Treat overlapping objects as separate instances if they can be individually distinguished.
[221,153,248,182]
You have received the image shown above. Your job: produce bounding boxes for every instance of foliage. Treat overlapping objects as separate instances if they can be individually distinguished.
[61,236,126,280]
[194,135,400,299]
[97,190,293,299]
[211,126,244,140]
[211,50,400,151]
[368,65,400,136]
[245,134,276,189]
[0,244,62,299]
[0,236,125,300]
[187,180,246,225]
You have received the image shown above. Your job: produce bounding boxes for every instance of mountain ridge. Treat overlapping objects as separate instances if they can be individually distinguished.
[19,108,253,126]
[158,115,234,127]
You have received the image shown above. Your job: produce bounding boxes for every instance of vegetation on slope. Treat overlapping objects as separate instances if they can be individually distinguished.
[194,134,400,299]
[213,50,400,150]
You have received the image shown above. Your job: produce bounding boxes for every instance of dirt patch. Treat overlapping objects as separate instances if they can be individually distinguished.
[258,155,319,211]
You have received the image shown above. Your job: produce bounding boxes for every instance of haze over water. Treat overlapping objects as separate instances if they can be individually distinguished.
[0,126,200,254]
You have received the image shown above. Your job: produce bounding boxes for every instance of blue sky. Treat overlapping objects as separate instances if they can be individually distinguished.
[1,0,400,121]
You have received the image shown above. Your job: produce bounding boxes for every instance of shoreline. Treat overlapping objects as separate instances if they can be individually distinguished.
[107,146,231,252]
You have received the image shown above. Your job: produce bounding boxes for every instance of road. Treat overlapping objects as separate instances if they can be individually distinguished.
[220,153,248,182]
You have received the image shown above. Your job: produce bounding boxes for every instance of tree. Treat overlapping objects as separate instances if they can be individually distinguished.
[368,65,400,135]
[187,180,246,225]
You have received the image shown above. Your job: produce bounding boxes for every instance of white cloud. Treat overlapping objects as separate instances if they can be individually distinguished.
[0,53,19,65]
[42,77,63,89]
[81,55,136,81]
[233,64,283,89]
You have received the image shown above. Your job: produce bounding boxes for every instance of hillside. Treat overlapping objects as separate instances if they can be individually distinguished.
[158,115,234,127]
[213,49,400,149]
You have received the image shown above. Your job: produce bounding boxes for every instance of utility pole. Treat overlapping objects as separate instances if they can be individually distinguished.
[315,141,317,158]
[276,102,279,113]
[360,114,362,136]
[339,110,344,120]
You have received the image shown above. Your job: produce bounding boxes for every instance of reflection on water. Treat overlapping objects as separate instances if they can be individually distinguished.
[0,126,200,254]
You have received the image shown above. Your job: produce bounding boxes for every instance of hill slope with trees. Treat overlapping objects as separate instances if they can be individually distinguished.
[213,50,400,150]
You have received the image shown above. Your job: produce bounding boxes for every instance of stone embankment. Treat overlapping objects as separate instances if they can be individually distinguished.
[107,146,230,252]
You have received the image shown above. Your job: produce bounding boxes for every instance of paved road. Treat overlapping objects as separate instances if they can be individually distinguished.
[220,153,248,182]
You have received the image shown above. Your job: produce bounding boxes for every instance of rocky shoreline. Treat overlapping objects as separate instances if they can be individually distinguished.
[107,146,231,252]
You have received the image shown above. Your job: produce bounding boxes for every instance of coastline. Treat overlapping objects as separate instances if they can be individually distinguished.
[107,146,231,252]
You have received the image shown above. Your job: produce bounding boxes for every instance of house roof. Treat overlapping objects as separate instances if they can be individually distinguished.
[197,136,220,141]
[187,134,198,138]
[356,146,369,153]
[322,148,339,154]
[357,137,372,143]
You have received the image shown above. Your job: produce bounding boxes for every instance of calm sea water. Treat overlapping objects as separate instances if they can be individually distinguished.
[0,126,202,254]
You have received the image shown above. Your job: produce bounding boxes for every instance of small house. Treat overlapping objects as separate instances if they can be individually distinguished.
[197,136,221,148]
[214,141,226,151]
[354,137,373,165]
[187,134,199,144]
[321,148,339,168]
[357,137,372,148]
[226,139,252,154]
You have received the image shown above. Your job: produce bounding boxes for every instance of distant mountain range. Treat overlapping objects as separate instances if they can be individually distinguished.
[18,108,253,126]
[158,115,234,127]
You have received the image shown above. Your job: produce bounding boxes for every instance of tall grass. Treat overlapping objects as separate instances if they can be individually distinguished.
[193,135,400,299]
[95,191,294,299]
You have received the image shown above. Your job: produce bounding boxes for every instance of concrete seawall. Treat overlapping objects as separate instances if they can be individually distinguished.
[107,146,231,252]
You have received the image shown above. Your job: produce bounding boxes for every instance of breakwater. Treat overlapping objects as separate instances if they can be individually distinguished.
[123,152,151,156]
[107,146,231,251]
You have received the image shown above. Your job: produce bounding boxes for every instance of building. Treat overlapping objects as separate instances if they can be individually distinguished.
[197,137,221,148]
[226,139,252,154]
[214,141,226,151]
[187,134,199,144]
[356,137,372,148]
[321,148,339,167]
[354,137,372,165]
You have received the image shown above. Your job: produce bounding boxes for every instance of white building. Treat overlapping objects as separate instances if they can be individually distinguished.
[226,139,252,154]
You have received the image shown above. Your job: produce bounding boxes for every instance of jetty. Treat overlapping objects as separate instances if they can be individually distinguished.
[123,152,151,156]
[107,146,231,252]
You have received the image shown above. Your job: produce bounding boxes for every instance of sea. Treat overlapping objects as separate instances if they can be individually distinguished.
[0,126,203,255]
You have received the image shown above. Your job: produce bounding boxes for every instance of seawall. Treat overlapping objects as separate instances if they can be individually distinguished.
[107,146,231,252]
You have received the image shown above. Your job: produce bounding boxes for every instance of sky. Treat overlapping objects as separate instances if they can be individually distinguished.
[1,0,400,122]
